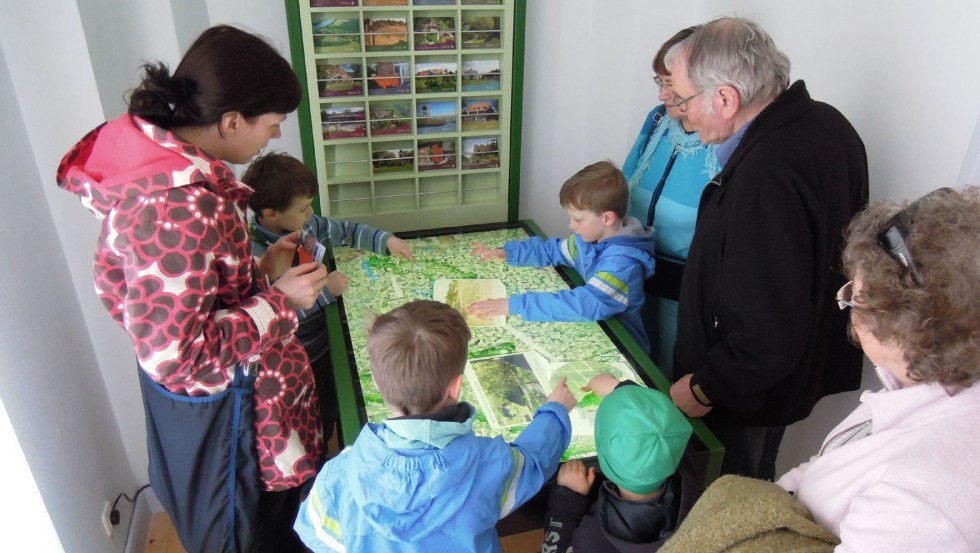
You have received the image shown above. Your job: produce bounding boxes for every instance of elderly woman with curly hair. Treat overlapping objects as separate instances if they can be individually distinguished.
[776,186,980,552]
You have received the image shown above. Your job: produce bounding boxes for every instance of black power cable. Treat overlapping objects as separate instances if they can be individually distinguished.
[109,484,151,526]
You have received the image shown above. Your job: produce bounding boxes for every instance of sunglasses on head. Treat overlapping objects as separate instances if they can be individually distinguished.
[875,187,954,287]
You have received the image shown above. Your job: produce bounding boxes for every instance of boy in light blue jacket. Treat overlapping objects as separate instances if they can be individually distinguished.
[469,160,656,352]
[294,300,576,553]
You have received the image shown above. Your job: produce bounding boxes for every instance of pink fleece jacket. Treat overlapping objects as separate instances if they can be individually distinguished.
[777,382,980,552]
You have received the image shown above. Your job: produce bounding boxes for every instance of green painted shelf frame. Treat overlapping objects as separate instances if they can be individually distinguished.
[284,0,527,232]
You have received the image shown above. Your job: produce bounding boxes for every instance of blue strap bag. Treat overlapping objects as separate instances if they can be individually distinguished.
[138,363,260,553]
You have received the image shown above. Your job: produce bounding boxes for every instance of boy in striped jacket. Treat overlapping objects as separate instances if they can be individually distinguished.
[245,152,414,444]
[294,300,576,552]
[469,160,655,353]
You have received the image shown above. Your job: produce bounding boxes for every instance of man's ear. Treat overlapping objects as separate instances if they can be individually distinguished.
[717,85,741,120]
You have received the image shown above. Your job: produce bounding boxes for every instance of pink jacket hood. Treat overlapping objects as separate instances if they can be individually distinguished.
[56,115,241,220]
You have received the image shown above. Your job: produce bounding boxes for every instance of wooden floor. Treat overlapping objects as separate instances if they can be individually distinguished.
[146,512,543,553]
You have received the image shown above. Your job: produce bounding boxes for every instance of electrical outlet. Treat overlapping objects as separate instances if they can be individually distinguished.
[101,501,113,537]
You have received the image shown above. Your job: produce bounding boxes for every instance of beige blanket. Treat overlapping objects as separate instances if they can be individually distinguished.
[660,475,840,553]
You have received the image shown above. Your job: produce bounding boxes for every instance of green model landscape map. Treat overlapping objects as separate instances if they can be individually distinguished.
[333,227,645,460]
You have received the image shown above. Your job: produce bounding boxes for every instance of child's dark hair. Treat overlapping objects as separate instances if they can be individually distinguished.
[559,160,629,219]
[243,152,319,214]
[366,300,471,415]
[128,25,300,129]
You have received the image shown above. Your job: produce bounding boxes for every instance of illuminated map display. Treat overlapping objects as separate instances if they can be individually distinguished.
[332,225,647,460]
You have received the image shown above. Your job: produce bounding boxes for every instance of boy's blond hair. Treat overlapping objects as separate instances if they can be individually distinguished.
[558,160,629,219]
[366,300,471,415]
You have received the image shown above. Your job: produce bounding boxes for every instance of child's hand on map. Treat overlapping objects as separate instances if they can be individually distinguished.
[467,298,509,318]
[557,460,596,496]
[386,236,416,262]
[325,270,350,298]
[470,242,506,261]
[547,376,577,412]
[581,373,621,398]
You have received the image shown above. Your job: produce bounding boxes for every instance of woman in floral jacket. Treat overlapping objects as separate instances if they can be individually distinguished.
[57,25,328,552]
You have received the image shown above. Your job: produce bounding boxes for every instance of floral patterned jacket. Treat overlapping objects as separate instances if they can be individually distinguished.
[57,115,323,491]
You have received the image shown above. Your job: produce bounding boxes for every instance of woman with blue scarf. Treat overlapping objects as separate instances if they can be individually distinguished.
[624,26,719,378]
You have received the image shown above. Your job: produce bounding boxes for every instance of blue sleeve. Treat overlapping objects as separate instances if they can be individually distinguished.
[503,236,575,268]
[251,240,269,258]
[509,257,640,322]
[294,469,346,553]
[309,214,392,255]
[498,402,572,518]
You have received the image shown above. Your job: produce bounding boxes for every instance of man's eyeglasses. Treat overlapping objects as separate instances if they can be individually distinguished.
[836,280,857,310]
[673,89,705,113]
[875,187,953,286]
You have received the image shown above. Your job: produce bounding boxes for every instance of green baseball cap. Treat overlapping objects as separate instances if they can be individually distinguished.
[595,385,692,494]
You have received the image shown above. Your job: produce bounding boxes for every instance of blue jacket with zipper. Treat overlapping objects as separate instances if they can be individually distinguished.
[504,217,656,353]
[294,402,571,553]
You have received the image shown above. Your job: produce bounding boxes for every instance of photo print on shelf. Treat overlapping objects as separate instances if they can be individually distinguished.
[372,144,415,174]
[369,102,412,135]
[367,60,411,95]
[461,98,499,131]
[414,60,458,93]
[311,0,358,7]
[413,16,456,50]
[311,15,361,54]
[418,139,458,171]
[322,104,367,139]
[364,15,408,51]
[461,58,500,91]
[462,136,500,169]
[461,14,501,49]
[416,100,457,134]
[317,61,363,98]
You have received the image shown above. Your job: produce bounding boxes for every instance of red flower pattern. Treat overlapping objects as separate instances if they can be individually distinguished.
[57,115,323,490]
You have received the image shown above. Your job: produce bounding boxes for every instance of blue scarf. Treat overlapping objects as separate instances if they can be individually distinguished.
[628,113,719,197]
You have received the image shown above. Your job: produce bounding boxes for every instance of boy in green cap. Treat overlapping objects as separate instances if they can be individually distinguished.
[541,373,693,553]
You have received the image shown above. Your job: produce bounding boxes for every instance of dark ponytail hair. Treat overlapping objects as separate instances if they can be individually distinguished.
[128,25,300,129]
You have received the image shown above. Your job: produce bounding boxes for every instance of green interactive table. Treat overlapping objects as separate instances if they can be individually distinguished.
[324,220,722,490]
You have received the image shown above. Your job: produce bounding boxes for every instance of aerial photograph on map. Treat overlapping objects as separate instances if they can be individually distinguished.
[332,227,646,459]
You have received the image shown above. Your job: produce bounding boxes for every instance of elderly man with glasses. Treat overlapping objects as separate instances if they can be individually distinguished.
[664,17,870,480]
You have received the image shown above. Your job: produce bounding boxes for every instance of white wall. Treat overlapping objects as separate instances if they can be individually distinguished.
[0,1,298,549]
[0,7,135,550]
[0,399,64,552]
[520,0,980,475]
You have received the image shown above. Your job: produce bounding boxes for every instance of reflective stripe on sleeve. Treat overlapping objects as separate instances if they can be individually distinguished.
[308,487,346,552]
[587,275,629,306]
[499,448,525,518]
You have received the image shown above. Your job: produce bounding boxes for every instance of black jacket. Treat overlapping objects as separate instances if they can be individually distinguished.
[675,80,868,426]
[541,475,684,553]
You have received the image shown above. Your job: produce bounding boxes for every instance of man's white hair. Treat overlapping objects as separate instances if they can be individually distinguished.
[666,17,791,110]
